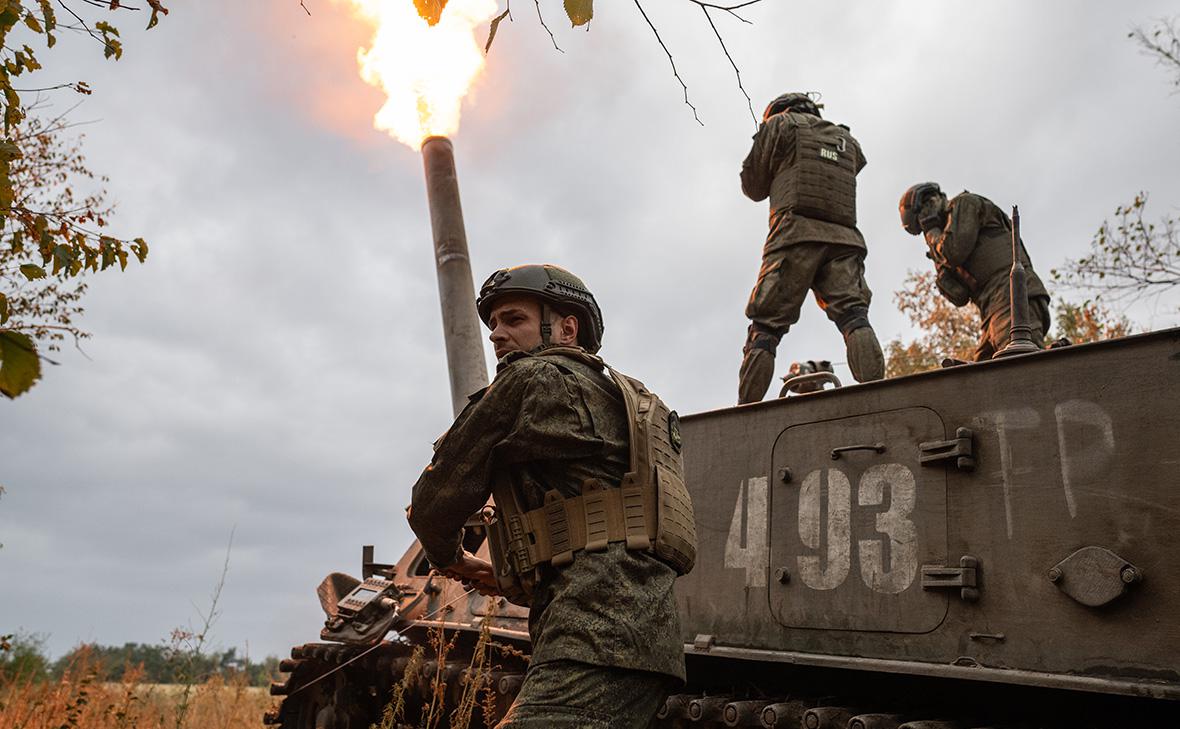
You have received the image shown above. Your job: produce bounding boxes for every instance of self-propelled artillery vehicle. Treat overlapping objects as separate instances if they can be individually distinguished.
[265,326,1180,729]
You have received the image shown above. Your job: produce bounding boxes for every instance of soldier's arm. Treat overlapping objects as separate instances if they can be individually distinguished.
[740,121,777,202]
[408,365,532,568]
[936,194,982,267]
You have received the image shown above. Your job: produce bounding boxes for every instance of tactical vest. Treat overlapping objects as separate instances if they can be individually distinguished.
[485,348,697,607]
[772,114,860,227]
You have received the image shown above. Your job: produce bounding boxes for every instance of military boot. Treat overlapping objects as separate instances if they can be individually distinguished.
[845,326,885,382]
[738,348,776,404]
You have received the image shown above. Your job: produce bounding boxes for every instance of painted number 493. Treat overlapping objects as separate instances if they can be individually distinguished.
[725,465,919,594]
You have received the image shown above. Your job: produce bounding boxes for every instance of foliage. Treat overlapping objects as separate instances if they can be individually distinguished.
[1130,15,1180,90]
[886,269,1135,377]
[1053,300,1132,344]
[51,642,282,687]
[0,632,51,683]
[884,270,978,377]
[1052,193,1179,303]
[0,1,169,398]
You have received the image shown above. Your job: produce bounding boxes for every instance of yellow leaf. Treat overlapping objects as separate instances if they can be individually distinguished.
[0,330,41,398]
[564,0,592,27]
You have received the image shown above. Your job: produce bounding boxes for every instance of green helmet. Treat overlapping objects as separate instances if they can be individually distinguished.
[763,92,822,120]
[899,182,943,235]
[476,264,605,353]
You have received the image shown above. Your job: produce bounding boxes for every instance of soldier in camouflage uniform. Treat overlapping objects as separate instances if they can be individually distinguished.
[899,183,1051,360]
[738,92,885,404]
[408,264,685,729]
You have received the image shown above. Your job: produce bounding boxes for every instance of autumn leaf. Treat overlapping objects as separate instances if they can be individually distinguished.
[485,8,510,53]
[0,293,8,325]
[564,0,592,27]
[0,330,42,398]
[19,263,46,281]
[131,237,149,263]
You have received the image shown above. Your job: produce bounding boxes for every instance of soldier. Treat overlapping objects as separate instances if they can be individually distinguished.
[738,92,885,404]
[898,183,1051,360]
[407,264,695,729]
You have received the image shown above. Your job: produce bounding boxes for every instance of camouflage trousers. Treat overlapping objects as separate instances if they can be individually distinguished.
[745,242,872,337]
[974,292,1051,361]
[496,659,677,729]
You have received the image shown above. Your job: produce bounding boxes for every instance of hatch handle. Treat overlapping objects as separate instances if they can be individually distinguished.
[830,443,886,460]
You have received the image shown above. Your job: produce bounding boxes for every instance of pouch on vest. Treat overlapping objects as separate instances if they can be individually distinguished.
[484,349,697,607]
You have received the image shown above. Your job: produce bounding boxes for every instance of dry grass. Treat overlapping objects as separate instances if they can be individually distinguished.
[0,649,275,729]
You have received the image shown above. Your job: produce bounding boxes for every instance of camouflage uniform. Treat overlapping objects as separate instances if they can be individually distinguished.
[739,108,883,403]
[925,191,1051,360]
[409,349,683,729]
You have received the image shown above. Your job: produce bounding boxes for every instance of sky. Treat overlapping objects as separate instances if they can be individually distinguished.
[2,0,1179,661]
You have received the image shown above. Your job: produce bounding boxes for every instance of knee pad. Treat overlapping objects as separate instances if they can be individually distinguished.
[744,325,781,355]
[835,307,872,338]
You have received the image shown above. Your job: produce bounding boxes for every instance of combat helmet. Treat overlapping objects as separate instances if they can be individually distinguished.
[899,182,943,235]
[763,92,822,120]
[476,264,605,353]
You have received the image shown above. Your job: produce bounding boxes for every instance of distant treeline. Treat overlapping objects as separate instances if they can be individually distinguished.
[1,633,282,687]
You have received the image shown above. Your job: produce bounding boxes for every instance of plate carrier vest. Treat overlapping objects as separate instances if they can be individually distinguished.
[485,348,697,606]
[776,114,860,227]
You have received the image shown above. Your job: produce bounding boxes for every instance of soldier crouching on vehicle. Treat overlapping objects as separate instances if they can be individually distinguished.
[899,183,1051,360]
[407,264,696,729]
[738,92,885,404]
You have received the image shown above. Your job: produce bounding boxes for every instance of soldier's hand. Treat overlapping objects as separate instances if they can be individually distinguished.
[440,551,500,596]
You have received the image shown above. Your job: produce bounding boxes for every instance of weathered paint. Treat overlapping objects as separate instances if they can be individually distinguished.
[676,327,1180,699]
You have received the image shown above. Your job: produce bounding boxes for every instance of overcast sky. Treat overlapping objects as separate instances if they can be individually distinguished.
[2,0,1179,660]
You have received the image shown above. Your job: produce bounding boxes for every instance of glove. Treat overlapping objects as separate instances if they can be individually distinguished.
[935,267,971,307]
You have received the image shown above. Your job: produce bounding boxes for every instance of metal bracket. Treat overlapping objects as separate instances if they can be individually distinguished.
[919,427,976,472]
[921,555,980,601]
[692,634,715,652]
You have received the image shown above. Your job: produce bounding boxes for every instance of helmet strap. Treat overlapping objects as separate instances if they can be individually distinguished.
[540,302,553,347]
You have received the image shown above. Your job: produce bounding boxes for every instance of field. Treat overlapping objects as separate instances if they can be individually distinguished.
[0,653,275,729]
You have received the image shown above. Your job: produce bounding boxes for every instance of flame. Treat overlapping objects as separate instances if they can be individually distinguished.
[336,0,499,150]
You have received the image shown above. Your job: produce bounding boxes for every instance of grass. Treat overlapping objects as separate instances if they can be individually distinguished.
[0,646,275,729]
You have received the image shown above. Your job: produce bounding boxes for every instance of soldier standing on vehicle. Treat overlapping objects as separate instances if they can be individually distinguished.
[407,264,696,729]
[898,183,1051,360]
[738,92,885,404]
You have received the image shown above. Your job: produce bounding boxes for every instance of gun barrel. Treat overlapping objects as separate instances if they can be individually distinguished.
[421,135,489,416]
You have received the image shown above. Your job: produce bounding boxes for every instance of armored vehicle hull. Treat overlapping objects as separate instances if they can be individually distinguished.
[269,328,1180,728]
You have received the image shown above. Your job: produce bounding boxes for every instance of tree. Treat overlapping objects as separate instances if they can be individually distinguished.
[1053,299,1132,344]
[1051,193,1179,304]
[0,631,51,682]
[1130,14,1180,90]
[0,1,169,398]
[884,270,977,377]
[885,270,1132,378]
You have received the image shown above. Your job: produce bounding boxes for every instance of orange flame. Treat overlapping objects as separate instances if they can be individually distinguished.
[336,0,499,150]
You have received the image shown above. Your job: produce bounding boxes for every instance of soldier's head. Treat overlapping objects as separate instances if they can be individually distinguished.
[476,264,605,359]
[763,92,822,121]
[899,182,947,235]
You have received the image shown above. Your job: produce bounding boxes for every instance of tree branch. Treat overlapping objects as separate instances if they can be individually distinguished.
[634,0,702,125]
[685,0,762,24]
[700,6,755,124]
[534,0,562,53]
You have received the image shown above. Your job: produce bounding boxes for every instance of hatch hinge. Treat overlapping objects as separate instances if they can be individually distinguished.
[692,634,715,652]
[921,555,980,601]
[919,427,976,472]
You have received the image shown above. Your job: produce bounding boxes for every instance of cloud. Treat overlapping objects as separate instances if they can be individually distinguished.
[2,0,1178,660]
